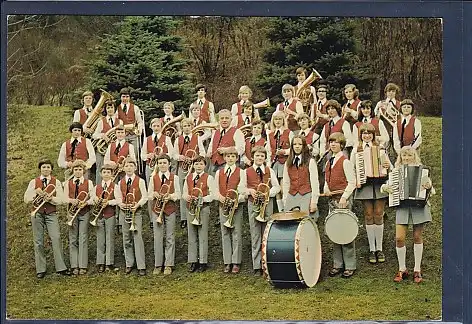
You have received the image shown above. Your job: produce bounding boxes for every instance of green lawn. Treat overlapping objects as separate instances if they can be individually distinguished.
[6,105,442,320]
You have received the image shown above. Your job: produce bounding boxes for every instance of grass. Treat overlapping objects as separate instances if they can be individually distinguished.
[6,105,442,320]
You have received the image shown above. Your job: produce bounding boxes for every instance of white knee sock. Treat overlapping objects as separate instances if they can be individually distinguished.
[374,224,384,251]
[414,243,424,272]
[365,225,376,252]
[276,199,284,212]
[396,246,407,271]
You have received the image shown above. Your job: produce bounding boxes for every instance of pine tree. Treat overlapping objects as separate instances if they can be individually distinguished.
[86,16,194,125]
[256,17,373,113]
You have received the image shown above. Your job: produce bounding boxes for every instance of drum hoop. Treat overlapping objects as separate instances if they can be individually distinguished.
[294,218,308,284]
[325,209,359,244]
[261,220,274,282]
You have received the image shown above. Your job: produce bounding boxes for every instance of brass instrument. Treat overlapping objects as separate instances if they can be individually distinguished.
[253,178,271,222]
[296,69,323,113]
[149,146,164,169]
[92,127,117,155]
[83,89,114,137]
[239,124,253,139]
[111,155,126,182]
[162,113,185,143]
[378,100,400,127]
[123,189,137,232]
[191,122,219,137]
[90,190,112,226]
[189,183,204,226]
[253,98,271,109]
[124,123,140,136]
[181,149,197,175]
[30,184,56,217]
[152,181,173,225]
[67,191,89,226]
[222,189,239,229]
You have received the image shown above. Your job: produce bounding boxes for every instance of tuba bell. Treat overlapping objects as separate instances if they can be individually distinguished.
[162,113,185,143]
[92,127,117,155]
[378,100,400,127]
[83,89,114,137]
[191,122,219,137]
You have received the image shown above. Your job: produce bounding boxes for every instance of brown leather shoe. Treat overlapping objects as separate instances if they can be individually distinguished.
[231,264,240,274]
[413,271,423,283]
[125,267,133,274]
[97,264,105,273]
[394,270,409,282]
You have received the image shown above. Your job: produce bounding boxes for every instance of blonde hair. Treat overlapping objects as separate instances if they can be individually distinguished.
[269,110,287,131]
[150,118,162,127]
[343,84,359,99]
[163,102,175,111]
[181,117,193,127]
[357,123,379,148]
[328,132,346,150]
[395,146,421,167]
[71,159,86,170]
[238,85,253,100]
[281,84,294,95]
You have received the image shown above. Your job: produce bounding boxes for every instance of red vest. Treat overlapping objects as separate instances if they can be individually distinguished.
[237,115,251,128]
[186,173,209,205]
[245,137,266,161]
[152,173,176,216]
[246,166,271,202]
[343,99,361,125]
[218,167,241,193]
[312,101,329,134]
[211,127,237,165]
[119,176,142,203]
[277,100,300,131]
[194,100,211,122]
[32,177,57,215]
[101,116,120,133]
[109,141,130,163]
[354,118,381,139]
[234,102,243,115]
[146,134,169,165]
[299,129,315,145]
[325,156,348,192]
[288,164,311,195]
[79,109,88,125]
[269,129,291,164]
[68,179,90,215]
[117,103,136,125]
[95,183,115,219]
[65,137,89,162]
[396,116,416,147]
[324,118,346,149]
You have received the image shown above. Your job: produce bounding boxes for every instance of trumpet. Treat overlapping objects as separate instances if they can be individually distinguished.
[89,190,112,226]
[83,89,114,137]
[123,190,137,232]
[253,98,271,109]
[222,189,239,229]
[149,146,164,169]
[181,149,197,175]
[67,191,89,226]
[111,155,126,182]
[92,127,117,155]
[162,113,185,143]
[191,122,219,137]
[379,100,400,127]
[153,181,173,225]
[253,178,271,223]
[30,184,56,217]
[189,183,204,226]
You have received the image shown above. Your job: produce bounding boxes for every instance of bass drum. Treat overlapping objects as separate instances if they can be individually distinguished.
[324,209,359,245]
[262,217,321,288]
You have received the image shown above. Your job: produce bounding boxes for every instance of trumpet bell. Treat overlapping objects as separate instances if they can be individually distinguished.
[89,219,97,227]
[190,218,202,226]
[253,98,271,109]
[129,223,137,232]
[223,219,235,229]
[255,215,268,223]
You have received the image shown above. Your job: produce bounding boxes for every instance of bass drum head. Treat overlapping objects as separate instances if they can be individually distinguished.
[297,218,322,287]
[324,209,359,245]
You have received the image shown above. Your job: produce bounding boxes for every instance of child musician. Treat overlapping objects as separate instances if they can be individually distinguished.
[182,156,215,273]
[58,122,96,180]
[282,135,320,219]
[91,164,118,273]
[115,158,148,276]
[242,120,270,168]
[24,158,70,278]
[374,82,401,117]
[297,113,320,157]
[245,146,281,275]
[104,125,135,171]
[324,133,357,278]
[230,85,261,119]
[275,84,304,132]
[351,124,391,264]
[92,99,123,184]
[392,99,422,155]
[341,84,362,126]
[148,154,181,276]
[190,84,216,123]
[352,100,390,148]
[188,103,212,144]
[73,90,94,130]
[267,111,293,212]
[311,84,330,134]
[231,100,255,129]
[207,109,245,176]
[381,147,434,283]
[319,100,352,160]
[63,159,94,275]
[214,148,247,273]
[293,66,317,114]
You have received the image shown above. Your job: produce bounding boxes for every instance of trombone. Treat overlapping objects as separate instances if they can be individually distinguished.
[67,191,89,226]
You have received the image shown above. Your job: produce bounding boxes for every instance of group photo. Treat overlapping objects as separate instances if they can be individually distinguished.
[6,15,442,320]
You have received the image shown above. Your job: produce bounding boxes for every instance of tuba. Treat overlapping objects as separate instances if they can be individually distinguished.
[189,183,204,226]
[162,113,185,143]
[253,98,271,109]
[89,189,112,226]
[83,89,114,137]
[296,69,323,113]
[379,99,400,127]
[152,181,173,225]
[30,184,56,218]
[67,191,89,226]
[253,178,271,222]
[92,127,117,155]
[181,149,197,175]
[191,122,219,137]
[222,189,239,229]
[123,190,137,232]
[239,124,253,139]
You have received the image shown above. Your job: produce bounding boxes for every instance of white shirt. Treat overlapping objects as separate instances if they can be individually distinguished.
[318,116,353,157]
[73,107,93,123]
[57,136,96,170]
[282,157,320,205]
[244,164,281,198]
[323,151,356,200]
[114,175,148,207]
[24,176,65,205]
[392,115,422,153]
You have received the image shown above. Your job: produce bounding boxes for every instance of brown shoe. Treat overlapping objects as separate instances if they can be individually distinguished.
[328,268,342,277]
[232,264,240,274]
[125,267,133,275]
[97,264,105,273]
[413,271,423,283]
[223,264,231,273]
[342,269,355,278]
[394,270,409,282]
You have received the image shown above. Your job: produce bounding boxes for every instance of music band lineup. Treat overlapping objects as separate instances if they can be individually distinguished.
[24,67,435,287]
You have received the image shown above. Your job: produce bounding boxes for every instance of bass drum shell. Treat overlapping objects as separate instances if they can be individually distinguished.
[262,217,321,288]
[324,209,359,245]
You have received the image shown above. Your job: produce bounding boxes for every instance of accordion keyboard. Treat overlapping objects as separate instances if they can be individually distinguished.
[388,168,401,207]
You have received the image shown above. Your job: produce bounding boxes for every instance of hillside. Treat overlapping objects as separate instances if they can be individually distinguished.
[6,104,442,320]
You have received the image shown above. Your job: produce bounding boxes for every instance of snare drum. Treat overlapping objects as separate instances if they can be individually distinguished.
[324,209,359,245]
[262,217,322,288]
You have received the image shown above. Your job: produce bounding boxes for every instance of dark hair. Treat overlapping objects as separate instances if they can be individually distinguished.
[287,135,311,169]
[120,88,130,95]
[251,145,267,158]
[325,99,342,117]
[157,154,171,163]
[38,158,53,170]
[357,100,375,120]
[195,83,207,93]
[69,122,83,133]
[193,156,206,165]
[400,99,415,114]
[243,100,255,119]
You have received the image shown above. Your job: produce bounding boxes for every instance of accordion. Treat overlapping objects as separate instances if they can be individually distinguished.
[355,145,388,186]
[387,165,431,207]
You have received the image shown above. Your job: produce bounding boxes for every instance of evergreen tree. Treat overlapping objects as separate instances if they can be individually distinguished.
[86,16,194,125]
[256,17,373,116]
